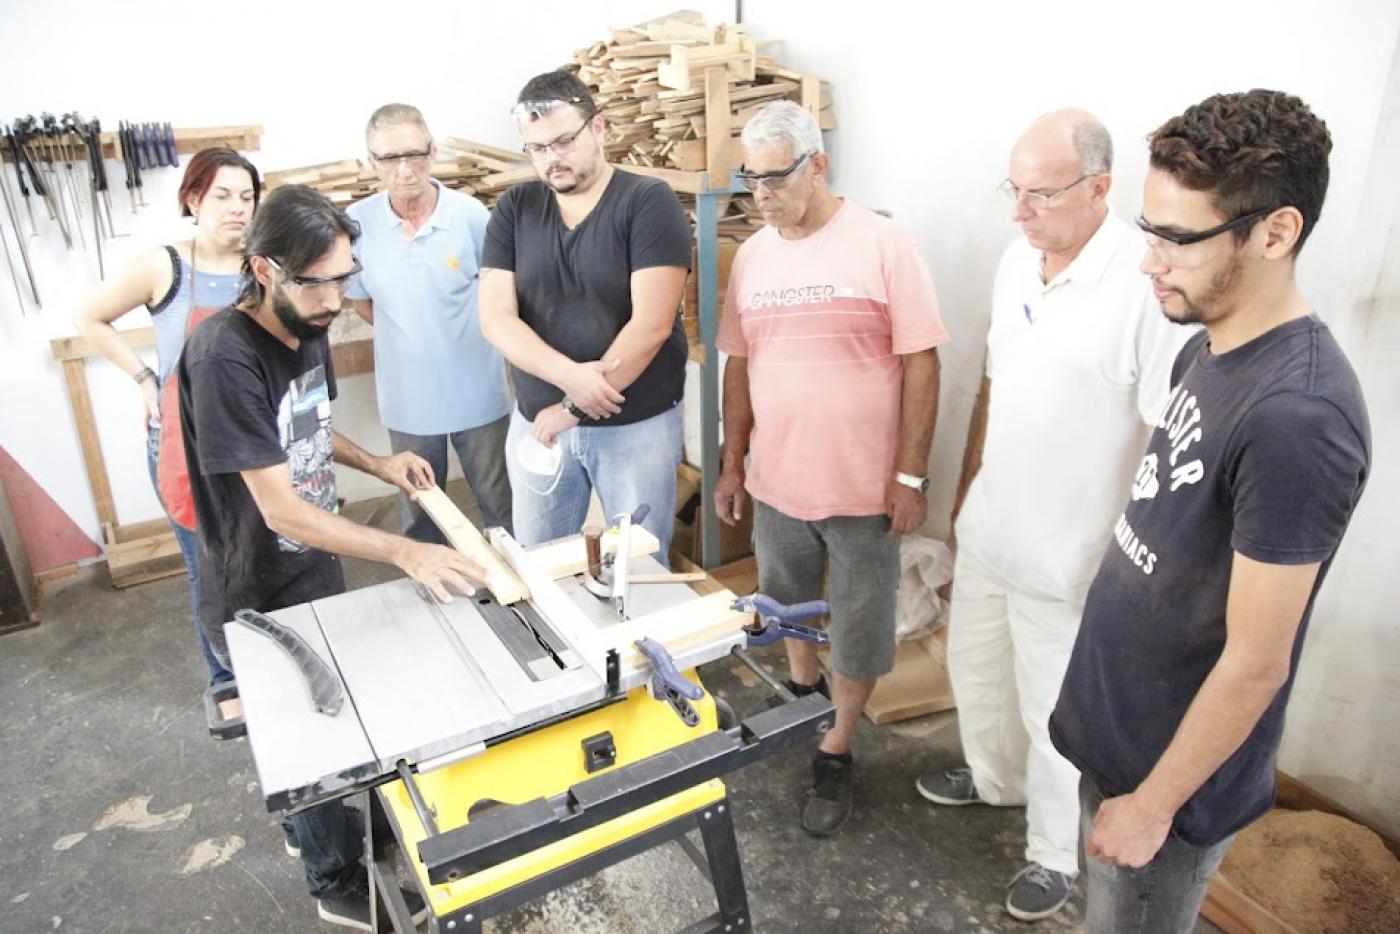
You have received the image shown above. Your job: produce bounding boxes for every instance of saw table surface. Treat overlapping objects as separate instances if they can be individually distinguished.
[228,549,745,811]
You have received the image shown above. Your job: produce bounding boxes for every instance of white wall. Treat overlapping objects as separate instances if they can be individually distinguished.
[1276,39,1400,838]
[737,0,1400,837]
[0,0,732,532]
[1,0,1396,834]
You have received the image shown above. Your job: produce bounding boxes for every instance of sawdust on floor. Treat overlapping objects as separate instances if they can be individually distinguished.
[1221,808,1400,934]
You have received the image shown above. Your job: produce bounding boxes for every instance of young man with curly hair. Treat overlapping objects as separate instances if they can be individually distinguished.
[1049,90,1371,932]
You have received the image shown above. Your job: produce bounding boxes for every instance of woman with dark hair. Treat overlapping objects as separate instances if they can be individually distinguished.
[73,146,260,687]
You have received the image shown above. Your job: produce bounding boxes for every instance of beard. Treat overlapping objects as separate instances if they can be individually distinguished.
[1160,250,1245,325]
[542,156,598,195]
[271,287,336,341]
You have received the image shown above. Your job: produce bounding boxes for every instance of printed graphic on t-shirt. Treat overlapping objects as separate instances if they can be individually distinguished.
[1109,382,1206,576]
[743,283,842,310]
[275,365,335,552]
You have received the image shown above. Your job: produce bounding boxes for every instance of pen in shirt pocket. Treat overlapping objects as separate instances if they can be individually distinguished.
[1023,303,1034,324]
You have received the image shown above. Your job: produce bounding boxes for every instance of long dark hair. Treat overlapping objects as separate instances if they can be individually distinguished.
[236,185,359,307]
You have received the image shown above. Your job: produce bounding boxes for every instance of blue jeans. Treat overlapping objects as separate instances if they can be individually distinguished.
[505,404,682,558]
[146,431,233,686]
[1078,774,1234,933]
[281,799,365,898]
[387,416,512,542]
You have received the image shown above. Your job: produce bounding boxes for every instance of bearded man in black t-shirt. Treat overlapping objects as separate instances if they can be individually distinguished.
[1049,91,1371,933]
[179,185,485,929]
[479,70,692,557]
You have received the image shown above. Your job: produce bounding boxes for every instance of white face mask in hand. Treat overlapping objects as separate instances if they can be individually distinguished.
[515,435,563,494]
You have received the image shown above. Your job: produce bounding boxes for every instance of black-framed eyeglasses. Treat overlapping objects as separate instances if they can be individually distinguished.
[268,257,362,296]
[369,147,433,169]
[734,152,814,192]
[998,174,1099,209]
[1136,205,1276,247]
[521,119,595,158]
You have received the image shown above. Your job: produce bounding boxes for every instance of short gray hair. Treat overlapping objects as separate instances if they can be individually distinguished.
[365,103,431,145]
[740,101,824,157]
[1072,119,1113,174]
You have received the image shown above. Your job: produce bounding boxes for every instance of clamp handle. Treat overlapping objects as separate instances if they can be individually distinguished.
[610,503,650,529]
[732,594,831,647]
[732,594,828,625]
[634,637,702,700]
[634,637,702,727]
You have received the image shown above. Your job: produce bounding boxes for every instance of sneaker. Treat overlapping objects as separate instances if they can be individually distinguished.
[1005,862,1073,922]
[915,766,983,806]
[802,753,854,837]
[284,839,300,859]
[317,875,430,930]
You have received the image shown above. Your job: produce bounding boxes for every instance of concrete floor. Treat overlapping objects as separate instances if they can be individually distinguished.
[0,490,1220,933]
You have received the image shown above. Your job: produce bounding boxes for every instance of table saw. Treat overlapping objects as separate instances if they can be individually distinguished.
[212,495,833,933]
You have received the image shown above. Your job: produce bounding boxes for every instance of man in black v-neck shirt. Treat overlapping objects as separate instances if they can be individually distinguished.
[480,70,691,554]
[1049,91,1370,932]
[179,185,483,929]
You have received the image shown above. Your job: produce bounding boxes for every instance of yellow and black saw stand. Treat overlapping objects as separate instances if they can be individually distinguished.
[363,650,833,933]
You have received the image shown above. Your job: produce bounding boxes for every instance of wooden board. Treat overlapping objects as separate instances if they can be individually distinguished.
[106,530,183,589]
[415,486,528,604]
[704,67,733,189]
[606,590,748,673]
[528,525,662,580]
[60,359,115,531]
[1201,873,1296,934]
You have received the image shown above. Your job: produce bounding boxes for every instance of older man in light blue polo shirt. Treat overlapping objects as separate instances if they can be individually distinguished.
[347,103,513,540]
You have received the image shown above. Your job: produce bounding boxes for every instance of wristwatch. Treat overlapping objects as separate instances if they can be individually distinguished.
[561,397,582,418]
[895,472,929,495]
[133,366,157,386]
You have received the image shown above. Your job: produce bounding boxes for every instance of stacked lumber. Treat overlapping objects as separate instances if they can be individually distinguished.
[573,11,835,325]
[262,138,532,209]
[574,10,835,175]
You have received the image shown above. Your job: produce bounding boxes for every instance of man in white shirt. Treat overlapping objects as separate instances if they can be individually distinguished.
[915,109,1191,921]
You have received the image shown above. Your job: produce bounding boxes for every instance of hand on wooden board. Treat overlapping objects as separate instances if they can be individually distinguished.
[396,541,487,604]
[378,451,436,497]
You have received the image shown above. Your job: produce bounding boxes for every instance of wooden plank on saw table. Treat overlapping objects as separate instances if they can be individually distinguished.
[415,485,529,605]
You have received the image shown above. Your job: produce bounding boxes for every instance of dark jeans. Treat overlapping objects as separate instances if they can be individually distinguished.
[281,798,365,898]
[145,430,233,685]
[1078,773,1234,933]
[388,416,512,543]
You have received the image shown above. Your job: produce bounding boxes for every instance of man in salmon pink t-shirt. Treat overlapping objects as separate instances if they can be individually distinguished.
[714,101,949,837]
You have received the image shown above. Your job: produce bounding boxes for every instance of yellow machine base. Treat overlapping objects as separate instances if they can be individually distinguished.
[381,672,725,916]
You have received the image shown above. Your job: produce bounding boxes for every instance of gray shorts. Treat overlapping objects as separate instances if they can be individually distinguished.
[752,499,899,682]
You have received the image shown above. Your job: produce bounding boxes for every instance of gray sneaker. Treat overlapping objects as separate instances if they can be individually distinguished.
[915,766,983,806]
[1005,862,1073,921]
[802,754,854,837]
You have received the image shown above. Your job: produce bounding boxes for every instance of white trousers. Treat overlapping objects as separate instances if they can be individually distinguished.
[947,549,1083,876]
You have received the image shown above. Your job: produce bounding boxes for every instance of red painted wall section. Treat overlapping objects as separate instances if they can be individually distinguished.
[0,446,101,571]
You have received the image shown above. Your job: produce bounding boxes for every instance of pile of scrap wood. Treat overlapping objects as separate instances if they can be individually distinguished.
[574,10,835,176]
[262,137,532,208]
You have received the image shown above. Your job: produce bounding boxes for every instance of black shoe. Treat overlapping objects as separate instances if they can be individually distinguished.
[317,875,429,931]
[767,674,831,709]
[802,752,854,837]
